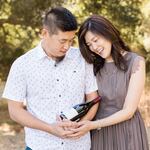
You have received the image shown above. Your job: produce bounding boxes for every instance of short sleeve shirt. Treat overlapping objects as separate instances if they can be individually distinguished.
[2,42,98,150]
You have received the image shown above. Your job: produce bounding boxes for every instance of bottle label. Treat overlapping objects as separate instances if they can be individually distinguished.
[62,108,78,120]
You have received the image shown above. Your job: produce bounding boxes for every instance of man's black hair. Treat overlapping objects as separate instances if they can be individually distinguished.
[42,7,78,34]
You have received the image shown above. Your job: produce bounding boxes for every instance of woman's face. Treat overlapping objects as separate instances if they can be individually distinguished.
[85,31,113,62]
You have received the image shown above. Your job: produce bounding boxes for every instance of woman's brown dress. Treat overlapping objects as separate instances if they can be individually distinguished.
[91,52,149,150]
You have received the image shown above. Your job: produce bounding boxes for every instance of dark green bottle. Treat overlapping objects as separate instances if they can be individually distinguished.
[60,96,101,121]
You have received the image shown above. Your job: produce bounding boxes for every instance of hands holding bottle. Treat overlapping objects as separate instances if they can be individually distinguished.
[52,117,98,139]
[68,120,99,139]
[49,119,78,139]
[52,95,101,139]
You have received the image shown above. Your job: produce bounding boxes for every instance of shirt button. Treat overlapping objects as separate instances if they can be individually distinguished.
[57,79,59,81]
[59,95,61,97]
[61,142,64,145]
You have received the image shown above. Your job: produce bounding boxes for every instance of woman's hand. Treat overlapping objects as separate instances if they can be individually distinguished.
[67,120,96,139]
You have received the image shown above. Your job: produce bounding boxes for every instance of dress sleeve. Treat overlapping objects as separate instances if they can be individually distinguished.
[85,61,98,94]
[131,55,145,74]
[2,58,27,102]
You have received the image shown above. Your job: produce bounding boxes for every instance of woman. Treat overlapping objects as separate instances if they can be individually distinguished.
[70,15,149,150]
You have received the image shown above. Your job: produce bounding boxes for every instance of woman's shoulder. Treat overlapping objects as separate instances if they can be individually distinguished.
[124,51,145,74]
[124,51,145,63]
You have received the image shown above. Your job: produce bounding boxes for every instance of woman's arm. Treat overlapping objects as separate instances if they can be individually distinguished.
[94,57,145,129]
[69,57,145,138]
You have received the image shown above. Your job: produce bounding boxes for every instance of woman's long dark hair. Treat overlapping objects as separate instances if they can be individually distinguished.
[78,15,131,75]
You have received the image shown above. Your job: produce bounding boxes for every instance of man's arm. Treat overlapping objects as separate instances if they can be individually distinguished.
[81,60,99,121]
[80,91,99,121]
[7,99,76,138]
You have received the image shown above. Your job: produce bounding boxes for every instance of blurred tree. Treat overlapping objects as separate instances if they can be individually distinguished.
[0,0,64,80]
[141,0,150,73]
[0,0,149,80]
[65,0,150,73]
[65,0,143,47]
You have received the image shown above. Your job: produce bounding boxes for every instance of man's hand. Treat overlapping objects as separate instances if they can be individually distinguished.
[50,120,78,139]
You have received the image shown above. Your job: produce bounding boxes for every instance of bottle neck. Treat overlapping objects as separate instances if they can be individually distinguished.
[92,96,101,104]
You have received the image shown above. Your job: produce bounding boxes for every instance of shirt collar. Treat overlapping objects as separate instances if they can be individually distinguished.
[36,41,73,60]
[36,41,47,60]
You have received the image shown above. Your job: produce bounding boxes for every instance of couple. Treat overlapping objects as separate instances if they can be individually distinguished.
[2,7,149,150]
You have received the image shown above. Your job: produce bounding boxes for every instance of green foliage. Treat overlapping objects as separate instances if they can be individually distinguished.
[66,0,143,44]
[140,0,150,73]
[9,0,64,27]
[0,0,64,80]
[0,0,150,80]
[66,1,149,65]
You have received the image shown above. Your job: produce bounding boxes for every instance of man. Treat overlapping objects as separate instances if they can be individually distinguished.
[2,7,98,150]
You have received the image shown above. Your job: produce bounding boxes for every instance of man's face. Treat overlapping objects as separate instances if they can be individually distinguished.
[42,29,76,59]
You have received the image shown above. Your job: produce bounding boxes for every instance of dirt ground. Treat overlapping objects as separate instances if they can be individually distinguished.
[0,128,25,150]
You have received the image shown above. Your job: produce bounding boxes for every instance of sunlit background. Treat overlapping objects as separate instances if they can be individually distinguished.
[0,0,150,149]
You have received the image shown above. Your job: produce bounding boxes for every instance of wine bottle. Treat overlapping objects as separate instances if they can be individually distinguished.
[60,96,101,121]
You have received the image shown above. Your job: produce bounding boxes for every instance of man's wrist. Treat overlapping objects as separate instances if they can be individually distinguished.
[43,122,54,134]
